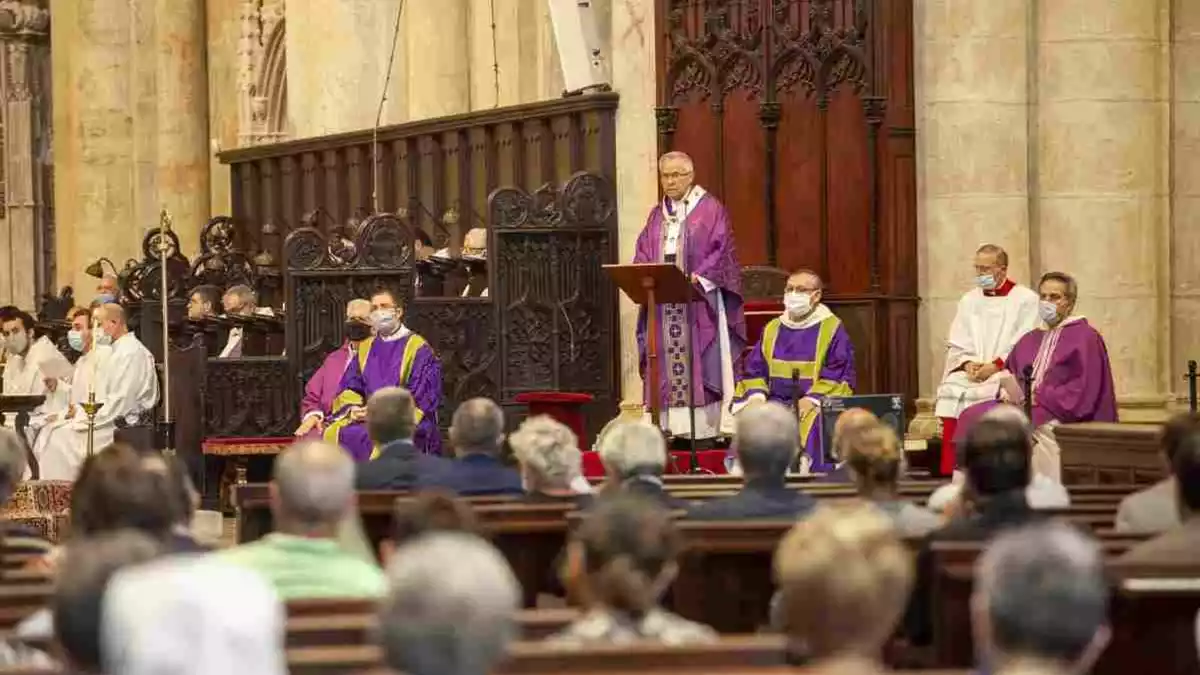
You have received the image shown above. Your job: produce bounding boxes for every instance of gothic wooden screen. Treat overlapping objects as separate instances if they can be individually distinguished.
[655,0,918,403]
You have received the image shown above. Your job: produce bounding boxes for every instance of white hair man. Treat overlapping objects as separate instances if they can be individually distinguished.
[973,522,1110,675]
[687,402,814,519]
[633,151,746,442]
[596,419,682,508]
[510,415,591,497]
[935,244,1040,475]
[220,440,386,600]
[379,532,519,675]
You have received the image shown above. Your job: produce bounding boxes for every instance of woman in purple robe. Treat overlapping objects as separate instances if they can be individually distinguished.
[634,151,746,439]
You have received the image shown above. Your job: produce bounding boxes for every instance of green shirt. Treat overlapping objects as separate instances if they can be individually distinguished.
[219,533,387,601]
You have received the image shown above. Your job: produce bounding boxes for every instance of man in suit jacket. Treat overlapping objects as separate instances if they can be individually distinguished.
[1114,412,1198,533]
[1117,430,1200,565]
[431,398,523,496]
[593,419,686,510]
[686,402,814,520]
[355,387,453,490]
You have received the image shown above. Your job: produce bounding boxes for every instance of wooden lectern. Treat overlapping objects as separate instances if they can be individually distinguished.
[604,263,698,418]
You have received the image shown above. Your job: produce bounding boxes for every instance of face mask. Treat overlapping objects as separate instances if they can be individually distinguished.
[96,331,113,347]
[976,274,997,290]
[783,292,812,316]
[344,320,372,342]
[1039,301,1060,325]
[95,293,116,305]
[5,332,28,355]
[68,330,86,352]
[370,309,399,334]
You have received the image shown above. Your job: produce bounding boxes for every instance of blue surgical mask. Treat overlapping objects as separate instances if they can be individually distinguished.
[95,293,116,305]
[1039,300,1060,325]
[68,330,86,352]
[976,274,997,290]
[370,309,399,335]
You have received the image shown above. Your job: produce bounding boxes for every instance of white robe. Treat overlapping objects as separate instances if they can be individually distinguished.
[2,337,71,442]
[36,333,159,481]
[934,284,1040,419]
[32,346,110,479]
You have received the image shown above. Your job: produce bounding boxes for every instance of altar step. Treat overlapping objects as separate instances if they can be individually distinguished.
[2,480,72,544]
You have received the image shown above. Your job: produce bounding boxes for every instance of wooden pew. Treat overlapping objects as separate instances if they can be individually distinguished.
[0,583,52,630]
[286,608,581,648]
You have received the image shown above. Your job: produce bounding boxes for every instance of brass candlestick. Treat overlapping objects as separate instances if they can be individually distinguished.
[79,391,104,458]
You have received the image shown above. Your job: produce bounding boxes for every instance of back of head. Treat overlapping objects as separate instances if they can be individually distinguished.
[0,428,27,504]
[572,493,679,616]
[71,444,177,539]
[449,398,505,457]
[102,555,286,675]
[392,490,480,548]
[509,415,583,490]
[596,419,667,479]
[272,441,354,530]
[963,418,1031,497]
[734,402,799,479]
[773,502,912,658]
[844,424,902,493]
[1162,413,1200,467]
[380,532,519,675]
[1172,431,1200,518]
[832,408,879,463]
[141,454,198,528]
[53,530,166,672]
[975,522,1108,666]
[367,387,418,445]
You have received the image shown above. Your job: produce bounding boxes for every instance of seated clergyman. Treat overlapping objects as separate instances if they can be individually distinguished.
[731,269,856,474]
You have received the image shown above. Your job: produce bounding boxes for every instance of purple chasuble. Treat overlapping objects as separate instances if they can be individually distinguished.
[329,333,443,459]
[733,314,856,472]
[1004,318,1117,428]
[633,193,747,409]
[300,345,352,438]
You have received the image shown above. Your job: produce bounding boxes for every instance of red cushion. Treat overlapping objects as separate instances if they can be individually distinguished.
[513,392,595,405]
[744,302,782,346]
[581,450,729,478]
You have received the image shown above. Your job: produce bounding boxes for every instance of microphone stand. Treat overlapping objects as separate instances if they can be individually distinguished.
[1021,365,1035,420]
[157,209,176,457]
[1187,360,1198,414]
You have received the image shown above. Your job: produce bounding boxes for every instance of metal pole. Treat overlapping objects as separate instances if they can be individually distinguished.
[1187,360,1198,414]
[1021,365,1035,420]
[158,209,175,456]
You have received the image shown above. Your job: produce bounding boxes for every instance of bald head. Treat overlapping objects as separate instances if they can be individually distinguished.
[449,398,505,457]
[96,303,128,342]
[271,441,355,531]
[735,402,799,479]
[832,408,879,462]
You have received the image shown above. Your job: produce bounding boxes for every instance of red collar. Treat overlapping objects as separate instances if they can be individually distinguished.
[984,278,1016,297]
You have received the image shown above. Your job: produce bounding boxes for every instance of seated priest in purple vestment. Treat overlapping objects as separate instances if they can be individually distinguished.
[971,271,1117,483]
[323,288,443,460]
[634,151,747,439]
[730,269,856,474]
[293,298,372,438]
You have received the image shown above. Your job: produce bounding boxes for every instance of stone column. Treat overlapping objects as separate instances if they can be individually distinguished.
[915,0,1034,400]
[286,0,409,136]
[1035,0,1171,419]
[406,0,470,119]
[1173,0,1200,404]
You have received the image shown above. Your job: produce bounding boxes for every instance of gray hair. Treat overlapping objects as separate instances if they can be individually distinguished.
[1039,271,1079,304]
[367,387,417,445]
[975,522,1108,664]
[509,415,582,490]
[380,532,519,675]
[980,404,1033,441]
[976,243,1009,267]
[596,419,666,478]
[734,402,798,478]
[449,398,505,456]
[223,284,256,306]
[657,151,694,172]
[0,428,27,503]
[272,441,354,528]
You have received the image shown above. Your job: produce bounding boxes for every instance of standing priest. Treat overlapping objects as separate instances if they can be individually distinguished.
[730,269,856,473]
[634,151,746,439]
[934,244,1040,475]
[323,288,442,459]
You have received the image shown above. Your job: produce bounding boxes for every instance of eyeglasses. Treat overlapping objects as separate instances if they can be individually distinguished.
[660,171,693,180]
[785,287,819,293]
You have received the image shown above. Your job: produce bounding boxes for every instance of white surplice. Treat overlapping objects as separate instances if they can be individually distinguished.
[934,283,1039,419]
[32,345,111,479]
[36,333,158,481]
[2,337,71,442]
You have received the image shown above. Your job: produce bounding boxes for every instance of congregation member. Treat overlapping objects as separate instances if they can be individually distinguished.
[1115,412,1199,533]
[221,440,386,599]
[1,307,69,438]
[550,494,717,646]
[32,307,109,478]
[843,423,941,536]
[35,304,158,481]
[140,453,210,551]
[294,298,373,437]
[595,419,684,509]
[509,414,591,502]
[382,491,480,561]
[731,269,856,473]
[437,398,522,496]
[935,244,1040,475]
[355,387,451,490]
[686,402,815,520]
[185,284,222,320]
[1116,430,1200,565]
[323,287,443,458]
[379,532,519,675]
[772,503,913,671]
[973,523,1111,675]
[984,271,1117,482]
[634,150,746,440]
[816,407,879,483]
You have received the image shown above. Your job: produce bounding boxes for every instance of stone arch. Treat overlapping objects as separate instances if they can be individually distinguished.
[258,18,287,137]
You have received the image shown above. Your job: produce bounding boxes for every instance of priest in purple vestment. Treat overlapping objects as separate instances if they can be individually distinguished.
[294,299,372,437]
[968,271,1117,482]
[323,288,443,459]
[730,269,856,473]
[634,151,747,439]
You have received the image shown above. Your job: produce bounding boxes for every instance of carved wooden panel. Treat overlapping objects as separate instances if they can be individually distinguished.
[656,0,917,403]
[407,300,500,428]
[202,357,295,437]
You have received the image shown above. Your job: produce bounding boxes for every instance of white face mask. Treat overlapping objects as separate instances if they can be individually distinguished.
[1038,300,1060,325]
[976,274,997,290]
[5,332,28,355]
[96,331,114,347]
[783,292,812,317]
[370,309,399,335]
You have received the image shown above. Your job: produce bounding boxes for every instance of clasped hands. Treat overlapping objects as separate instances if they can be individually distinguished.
[963,361,999,383]
[293,406,366,436]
